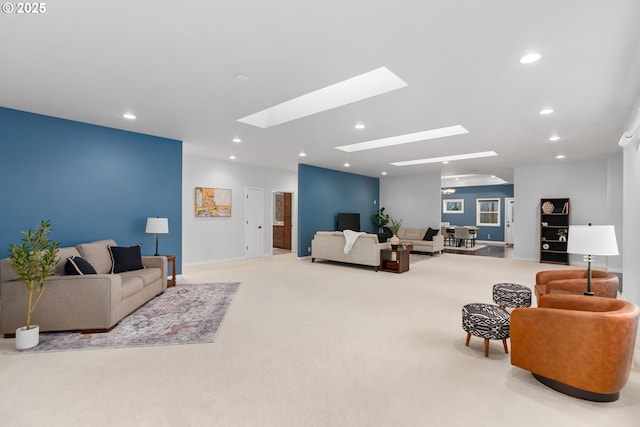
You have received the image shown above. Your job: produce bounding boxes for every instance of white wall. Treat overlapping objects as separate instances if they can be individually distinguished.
[622,139,640,306]
[513,158,623,272]
[606,154,624,272]
[182,155,297,265]
[380,173,442,228]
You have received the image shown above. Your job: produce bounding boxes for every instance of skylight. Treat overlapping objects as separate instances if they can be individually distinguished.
[237,67,407,128]
[391,151,498,166]
[335,125,468,153]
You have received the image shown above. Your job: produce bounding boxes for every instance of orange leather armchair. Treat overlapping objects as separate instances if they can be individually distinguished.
[510,294,639,401]
[534,269,618,299]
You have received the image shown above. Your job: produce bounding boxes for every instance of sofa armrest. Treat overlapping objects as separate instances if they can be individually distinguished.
[1,274,121,334]
[142,256,168,290]
[432,235,444,250]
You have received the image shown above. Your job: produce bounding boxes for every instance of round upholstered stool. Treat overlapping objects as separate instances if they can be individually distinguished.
[492,283,532,308]
[462,303,510,357]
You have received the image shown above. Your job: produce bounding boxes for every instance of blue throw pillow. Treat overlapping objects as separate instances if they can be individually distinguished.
[65,256,97,275]
[108,244,144,273]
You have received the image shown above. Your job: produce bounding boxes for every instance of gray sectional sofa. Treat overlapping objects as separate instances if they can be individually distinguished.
[0,239,167,336]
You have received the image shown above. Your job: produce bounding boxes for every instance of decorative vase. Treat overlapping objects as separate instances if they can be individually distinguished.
[389,235,400,249]
[559,235,566,242]
[15,325,39,350]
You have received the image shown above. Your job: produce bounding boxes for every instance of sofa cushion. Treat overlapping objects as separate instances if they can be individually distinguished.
[0,257,20,283]
[108,244,144,273]
[398,228,426,240]
[64,256,97,275]
[77,239,117,274]
[423,227,439,241]
[119,267,161,287]
[121,276,144,300]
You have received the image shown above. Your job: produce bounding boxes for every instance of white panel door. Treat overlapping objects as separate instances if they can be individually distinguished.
[245,187,264,258]
[505,197,515,245]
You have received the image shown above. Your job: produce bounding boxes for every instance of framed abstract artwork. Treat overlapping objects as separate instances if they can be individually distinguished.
[195,187,232,217]
[443,199,464,214]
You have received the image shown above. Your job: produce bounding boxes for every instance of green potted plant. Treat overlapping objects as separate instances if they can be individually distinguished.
[388,218,403,248]
[371,207,390,232]
[9,219,59,349]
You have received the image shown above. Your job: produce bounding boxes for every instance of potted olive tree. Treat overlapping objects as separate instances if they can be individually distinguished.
[9,219,59,349]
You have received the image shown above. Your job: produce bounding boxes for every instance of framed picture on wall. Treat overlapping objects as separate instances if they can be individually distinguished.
[443,199,464,214]
[195,187,232,217]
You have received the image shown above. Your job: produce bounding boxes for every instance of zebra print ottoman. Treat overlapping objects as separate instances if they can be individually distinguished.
[462,303,510,357]
[492,283,532,308]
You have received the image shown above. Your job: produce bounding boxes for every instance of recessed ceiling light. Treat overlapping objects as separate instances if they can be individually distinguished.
[122,113,136,120]
[442,161,449,164]
[336,125,468,153]
[235,74,249,81]
[549,135,560,141]
[556,154,565,159]
[391,151,498,167]
[381,171,388,175]
[540,108,554,115]
[344,162,350,167]
[229,155,236,160]
[299,151,306,157]
[354,123,365,130]
[520,53,541,64]
[237,67,407,128]
[232,138,242,143]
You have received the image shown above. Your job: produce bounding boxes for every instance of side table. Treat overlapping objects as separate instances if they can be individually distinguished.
[165,255,176,287]
[380,248,410,273]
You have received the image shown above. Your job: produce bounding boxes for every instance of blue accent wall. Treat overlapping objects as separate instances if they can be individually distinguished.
[298,164,379,256]
[0,107,182,272]
[441,184,514,241]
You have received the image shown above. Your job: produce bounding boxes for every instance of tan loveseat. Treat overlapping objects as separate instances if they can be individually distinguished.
[311,231,391,271]
[397,227,445,255]
[0,239,167,336]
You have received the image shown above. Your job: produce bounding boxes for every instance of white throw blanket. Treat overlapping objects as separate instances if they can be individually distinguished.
[343,229,365,254]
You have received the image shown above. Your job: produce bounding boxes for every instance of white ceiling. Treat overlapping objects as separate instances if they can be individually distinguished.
[2,1,640,185]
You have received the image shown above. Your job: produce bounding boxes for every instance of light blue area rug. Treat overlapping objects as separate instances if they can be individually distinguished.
[14,283,240,353]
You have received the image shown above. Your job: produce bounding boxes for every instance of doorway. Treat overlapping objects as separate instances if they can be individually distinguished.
[272,191,292,253]
[245,187,264,259]
[505,197,515,247]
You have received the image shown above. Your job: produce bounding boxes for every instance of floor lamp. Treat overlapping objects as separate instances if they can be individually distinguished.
[145,217,169,256]
[566,224,619,296]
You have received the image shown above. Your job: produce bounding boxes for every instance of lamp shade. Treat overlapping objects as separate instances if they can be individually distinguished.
[145,217,169,234]
[567,225,619,256]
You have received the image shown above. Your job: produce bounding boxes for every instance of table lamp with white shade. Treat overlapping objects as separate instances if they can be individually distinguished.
[145,217,169,256]
[566,224,619,296]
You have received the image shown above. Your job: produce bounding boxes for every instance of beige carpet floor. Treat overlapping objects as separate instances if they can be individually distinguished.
[1,253,638,426]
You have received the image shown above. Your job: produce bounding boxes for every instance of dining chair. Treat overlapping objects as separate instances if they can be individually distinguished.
[454,227,473,248]
[441,226,453,246]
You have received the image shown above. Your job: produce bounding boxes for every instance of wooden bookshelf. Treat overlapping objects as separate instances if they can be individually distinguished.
[540,198,570,265]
